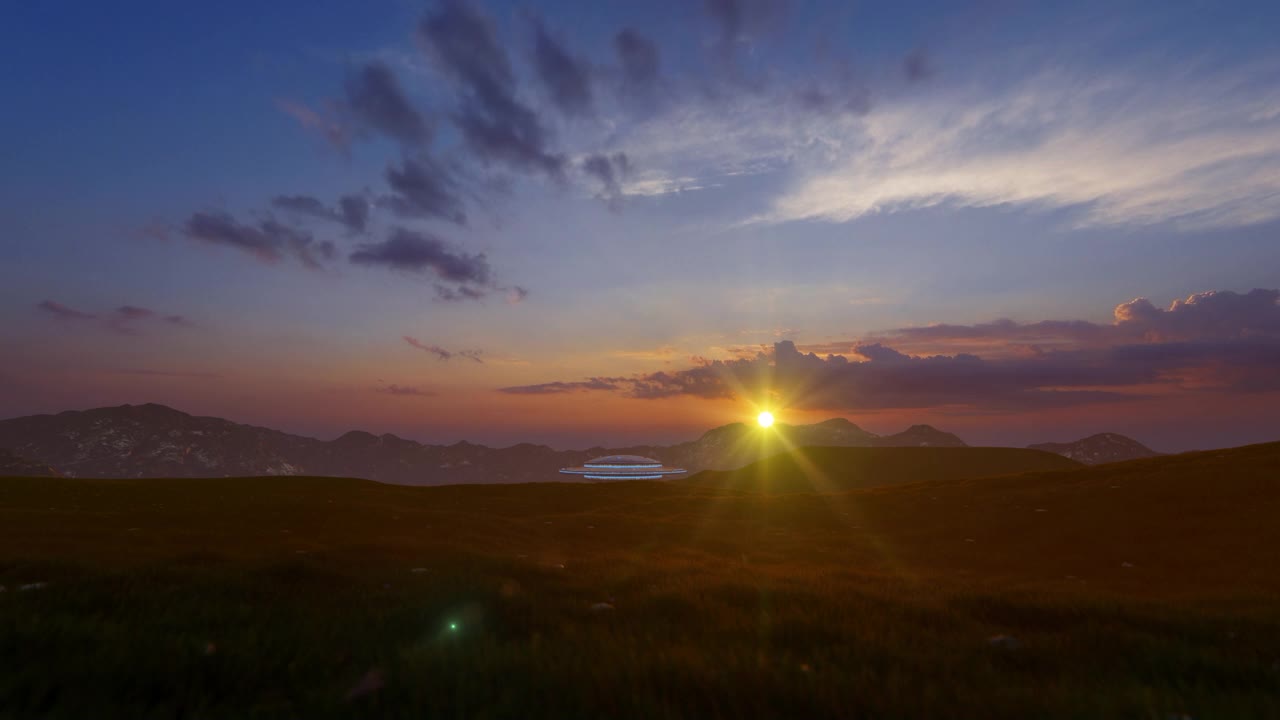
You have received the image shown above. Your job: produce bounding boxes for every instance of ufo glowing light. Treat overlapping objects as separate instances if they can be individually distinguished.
[757,411,775,428]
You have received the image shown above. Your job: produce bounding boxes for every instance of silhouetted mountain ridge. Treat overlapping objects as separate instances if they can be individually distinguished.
[0,403,1157,484]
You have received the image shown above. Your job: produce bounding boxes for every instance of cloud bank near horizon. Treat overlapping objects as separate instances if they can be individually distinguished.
[500,289,1280,413]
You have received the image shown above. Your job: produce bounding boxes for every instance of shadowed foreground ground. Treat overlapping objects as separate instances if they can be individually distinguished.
[2,444,1279,718]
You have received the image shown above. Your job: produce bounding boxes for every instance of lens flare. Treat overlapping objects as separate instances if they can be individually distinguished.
[757,411,774,428]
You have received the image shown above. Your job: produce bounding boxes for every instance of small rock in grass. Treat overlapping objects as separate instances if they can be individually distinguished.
[346,668,385,701]
[987,634,1021,650]
[590,602,614,612]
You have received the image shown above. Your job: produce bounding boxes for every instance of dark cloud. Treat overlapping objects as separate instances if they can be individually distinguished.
[37,300,96,321]
[903,47,934,83]
[531,19,593,116]
[849,289,1280,354]
[183,211,336,269]
[501,341,1129,410]
[114,306,154,321]
[403,336,484,363]
[499,377,625,395]
[796,69,872,116]
[582,152,631,209]
[271,194,329,217]
[109,305,187,334]
[380,383,436,397]
[272,194,370,233]
[433,283,488,302]
[615,28,660,96]
[1112,289,1280,341]
[272,194,370,234]
[38,301,194,335]
[351,227,490,286]
[345,61,432,148]
[381,156,467,224]
[418,0,565,178]
[338,194,370,233]
[505,285,530,304]
[501,289,1280,412]
[703,0,789,67]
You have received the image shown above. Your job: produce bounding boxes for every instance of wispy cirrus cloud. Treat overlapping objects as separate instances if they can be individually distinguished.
[37,301,196,335]
[758,62,1280,230]
[378,383,435,397]
[37,300,96,321]
[499,377,625,395]
[403,336,484,363]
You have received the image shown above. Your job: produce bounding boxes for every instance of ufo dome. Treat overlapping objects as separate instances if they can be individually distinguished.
[559,455,686,480]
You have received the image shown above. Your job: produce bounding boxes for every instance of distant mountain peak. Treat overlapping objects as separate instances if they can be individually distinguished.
[334,430,378,444]
[1028,433,1158,465]
[874,424,967,448]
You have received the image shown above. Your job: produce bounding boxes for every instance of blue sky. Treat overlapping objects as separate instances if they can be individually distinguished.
[2,0,1279,450]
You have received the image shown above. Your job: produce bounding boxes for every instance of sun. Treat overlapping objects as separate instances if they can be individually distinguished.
[757,411,775,428]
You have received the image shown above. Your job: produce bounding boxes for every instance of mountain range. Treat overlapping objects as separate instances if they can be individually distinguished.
[0,404,1153,484]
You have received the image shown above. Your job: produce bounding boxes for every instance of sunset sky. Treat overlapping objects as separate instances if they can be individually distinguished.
[3,0,1279,451]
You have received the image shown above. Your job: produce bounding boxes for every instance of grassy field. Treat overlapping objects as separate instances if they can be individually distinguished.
[2,445,1279,718]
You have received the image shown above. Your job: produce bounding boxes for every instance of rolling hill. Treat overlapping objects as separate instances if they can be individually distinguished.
[0,448,56,477]
[1,441,1278,717]
[685,445,1082,492]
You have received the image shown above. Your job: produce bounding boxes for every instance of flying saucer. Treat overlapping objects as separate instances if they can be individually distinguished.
[558,454,687,480]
